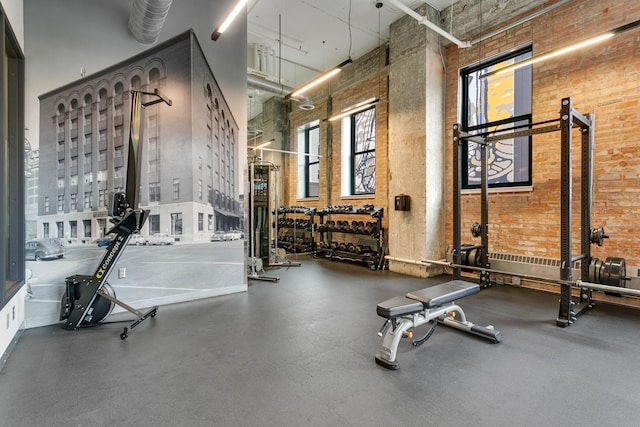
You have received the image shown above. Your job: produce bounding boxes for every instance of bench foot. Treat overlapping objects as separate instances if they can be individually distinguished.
[375,354,399,370]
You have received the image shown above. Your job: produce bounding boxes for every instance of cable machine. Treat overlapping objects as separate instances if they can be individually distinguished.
[431,96,633,327]
[59,89,172,338]
[247,160,279,281]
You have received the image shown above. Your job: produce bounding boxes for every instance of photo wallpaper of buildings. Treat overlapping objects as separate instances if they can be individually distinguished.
[23,0,247,327]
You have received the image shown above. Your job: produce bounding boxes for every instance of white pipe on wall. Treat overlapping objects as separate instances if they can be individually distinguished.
[380,0,471,48]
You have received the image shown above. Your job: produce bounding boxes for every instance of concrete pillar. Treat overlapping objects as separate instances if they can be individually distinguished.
[387,5,445,277]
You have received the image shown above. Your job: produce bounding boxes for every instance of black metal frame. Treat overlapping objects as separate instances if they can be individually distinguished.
[59,89,172,338]
[453,97,594,326]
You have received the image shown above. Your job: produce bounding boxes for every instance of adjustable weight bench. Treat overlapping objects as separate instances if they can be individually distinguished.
[375,280,502,370]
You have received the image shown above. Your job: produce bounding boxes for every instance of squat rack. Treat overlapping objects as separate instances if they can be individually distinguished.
[451,97,597,327]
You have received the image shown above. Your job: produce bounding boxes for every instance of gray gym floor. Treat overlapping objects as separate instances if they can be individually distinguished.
[1,256,640,426]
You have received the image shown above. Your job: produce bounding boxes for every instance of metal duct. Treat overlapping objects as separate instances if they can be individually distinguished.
[248,74,291,96]
[129,0,174,45]
[247,75,315,110]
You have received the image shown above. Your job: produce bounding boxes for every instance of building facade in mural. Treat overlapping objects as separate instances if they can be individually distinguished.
[37,30,241,243]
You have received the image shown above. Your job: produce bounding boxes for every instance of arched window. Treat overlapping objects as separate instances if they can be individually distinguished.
[149,68,160,84]
[70,99,78,110]
[84,94,92,107]
[98,88,108,101]
[57,103,65,115]
[114,82,124,96]
[131,75,141,91]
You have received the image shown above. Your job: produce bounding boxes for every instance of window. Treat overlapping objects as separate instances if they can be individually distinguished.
[70,221,77,238]
[460,46,532,189]
[171,213,183,235]
[173,178,180,200]
[44,196,49,213]
[43,223,49,238]
[99,189,107,207]
[198,180,203,200]
[84,192,92,209]
[57,195,64,212]
[208,214,213,230]
[56,221,64,238]
[198,213,204,231]
[70,193,78,211]
[341,106,376,195]
[296,120,320,198]
[149,182,160,202]
[83,220,92,238]
[148,214,160,235]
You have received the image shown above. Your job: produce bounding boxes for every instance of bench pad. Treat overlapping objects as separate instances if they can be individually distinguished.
[406,280,479,309]
[377,296,424,319]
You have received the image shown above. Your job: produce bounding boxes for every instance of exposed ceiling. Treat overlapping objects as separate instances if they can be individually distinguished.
[246,0,460,119]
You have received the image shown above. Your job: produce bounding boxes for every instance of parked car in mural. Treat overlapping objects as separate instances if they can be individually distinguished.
[226,230,244,240]
[210,230,230,242]
[25,238,66,261]
[146,233,175,245]
[129,234,148,246]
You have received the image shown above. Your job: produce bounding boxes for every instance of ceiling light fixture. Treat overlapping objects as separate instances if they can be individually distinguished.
[481,19,640,79]
[254,147,323,158]
[328,97,380,122]
[211,0,249,41]
[286,58,353,99]
[251,140,273,150]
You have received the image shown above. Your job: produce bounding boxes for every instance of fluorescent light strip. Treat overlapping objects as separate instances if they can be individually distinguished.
[212,0,249,41]
[480,18,640,79]
[250,140,273,150]
[254,147,322,158]
[483,33,614,78]
[328,98,379,122]
[287,58,352,98]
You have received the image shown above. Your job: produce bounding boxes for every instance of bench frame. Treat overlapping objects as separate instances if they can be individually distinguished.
[375,280,501,370]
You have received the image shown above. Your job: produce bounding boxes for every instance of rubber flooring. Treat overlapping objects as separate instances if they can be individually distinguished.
[1,256,640,426]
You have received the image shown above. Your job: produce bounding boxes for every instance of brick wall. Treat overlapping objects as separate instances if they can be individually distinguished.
[444,0,640,266]
[287,46,389,230]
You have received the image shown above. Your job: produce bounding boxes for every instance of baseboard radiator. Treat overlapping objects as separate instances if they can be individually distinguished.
[487,252,581,282]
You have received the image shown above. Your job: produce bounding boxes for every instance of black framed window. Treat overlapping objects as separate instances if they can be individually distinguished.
[460,46,532,189]
[296,120,320,198]
[343,106,376,195]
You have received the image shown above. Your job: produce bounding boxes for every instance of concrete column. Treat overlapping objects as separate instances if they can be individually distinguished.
[387,5,445,277]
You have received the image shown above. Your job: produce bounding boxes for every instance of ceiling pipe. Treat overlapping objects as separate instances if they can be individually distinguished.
[247,74,315,110]
[247,74,291,96]
[129,0,174,45]
[377,0,471,48]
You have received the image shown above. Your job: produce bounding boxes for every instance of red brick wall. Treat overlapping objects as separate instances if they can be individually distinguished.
[287,47,389,229]
[444,0,640,266]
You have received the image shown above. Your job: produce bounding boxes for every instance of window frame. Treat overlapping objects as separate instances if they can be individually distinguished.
[344,105,376,196]
[460,45,533,190]
[0,8,25,308]
[296,120,320,199]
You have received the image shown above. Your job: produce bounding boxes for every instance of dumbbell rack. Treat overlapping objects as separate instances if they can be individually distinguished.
[315,205,384,270]
[276,206,315,254]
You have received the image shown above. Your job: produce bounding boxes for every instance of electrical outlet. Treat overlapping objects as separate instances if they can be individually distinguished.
[118,268,126,279]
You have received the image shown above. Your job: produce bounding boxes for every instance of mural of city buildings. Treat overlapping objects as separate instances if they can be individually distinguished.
[36,29,241,244]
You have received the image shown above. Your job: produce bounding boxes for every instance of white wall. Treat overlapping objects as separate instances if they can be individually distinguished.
[1,0,23,47]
